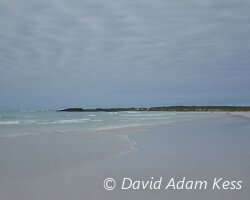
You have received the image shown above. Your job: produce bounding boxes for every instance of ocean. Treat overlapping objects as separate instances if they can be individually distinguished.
[0,110,221,138]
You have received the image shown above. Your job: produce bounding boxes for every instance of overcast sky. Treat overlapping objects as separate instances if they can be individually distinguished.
[0,0,250,109]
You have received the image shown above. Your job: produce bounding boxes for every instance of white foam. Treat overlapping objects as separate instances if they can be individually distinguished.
[126,111,142,113]
[108,112,118,115]
[0,121,20,125]
[91,119,103,122]
[127,117,170,121]
[0,132,41,138]
[0,118,93,125]
[120,113,176,117]
[49,118,90,124]
[23,120,37,123]
[24,116,38,118]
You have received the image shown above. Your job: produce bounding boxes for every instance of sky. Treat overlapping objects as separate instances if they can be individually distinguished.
[0,0,250,109]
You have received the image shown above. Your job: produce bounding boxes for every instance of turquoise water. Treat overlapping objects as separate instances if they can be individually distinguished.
[0,110,220,138]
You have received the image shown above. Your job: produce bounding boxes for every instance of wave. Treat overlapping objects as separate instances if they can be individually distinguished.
[91,119,103,122]
[0,132,41,138]
[24,120,37,123]
[24,116,38,118]
[108,112,118,115]
[0,118,92,125]
[126,111,142,114]
[120,113,174,117]
[17,110,35,112]
[0,121,20,125]
[121,117,171,121]
[46,118,91,124]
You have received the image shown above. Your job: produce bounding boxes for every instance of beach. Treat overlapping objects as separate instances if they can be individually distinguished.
[0,111,249,200]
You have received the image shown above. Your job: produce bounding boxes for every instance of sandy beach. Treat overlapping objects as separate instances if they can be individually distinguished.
[0,112,249,200]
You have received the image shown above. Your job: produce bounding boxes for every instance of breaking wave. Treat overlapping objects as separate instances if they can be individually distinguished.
[0,121,20,125]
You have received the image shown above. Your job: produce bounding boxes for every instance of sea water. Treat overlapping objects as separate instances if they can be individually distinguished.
[0,110,221,138]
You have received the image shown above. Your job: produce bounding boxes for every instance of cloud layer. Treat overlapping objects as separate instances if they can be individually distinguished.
[0,0,250,109]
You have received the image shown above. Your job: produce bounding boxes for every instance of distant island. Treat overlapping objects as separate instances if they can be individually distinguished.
[59,106,250,112]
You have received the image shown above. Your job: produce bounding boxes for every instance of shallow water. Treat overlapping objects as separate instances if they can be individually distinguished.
[0,110,221,138]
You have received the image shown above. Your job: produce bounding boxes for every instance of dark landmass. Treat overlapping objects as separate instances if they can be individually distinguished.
[60,108,85,112]
[59,106,250,112]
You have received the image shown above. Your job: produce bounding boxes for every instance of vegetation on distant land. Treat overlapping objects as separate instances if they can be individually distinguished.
[59,106,250,112]
[60,108,85,112]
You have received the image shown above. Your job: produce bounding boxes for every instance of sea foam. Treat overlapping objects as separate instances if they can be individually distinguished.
[0,121,20,125]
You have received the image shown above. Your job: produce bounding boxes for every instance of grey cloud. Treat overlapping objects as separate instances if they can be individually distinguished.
[0,0,250,109]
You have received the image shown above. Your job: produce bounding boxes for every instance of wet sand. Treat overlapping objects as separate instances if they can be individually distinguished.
[0,113,249,200]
